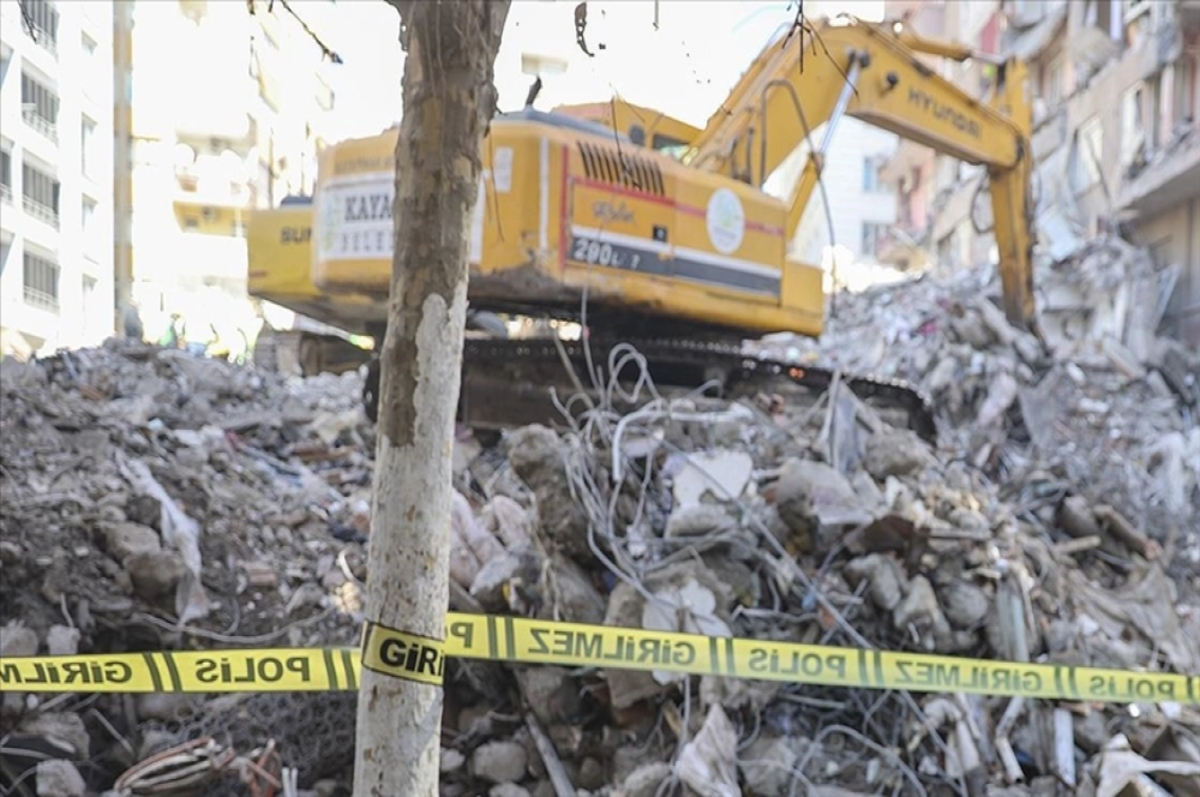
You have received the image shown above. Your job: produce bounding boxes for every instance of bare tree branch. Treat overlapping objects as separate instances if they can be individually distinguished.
[246,0,343,64]
[17,0,38,40]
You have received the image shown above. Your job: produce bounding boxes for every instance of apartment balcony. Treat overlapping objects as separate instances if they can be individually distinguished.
[176,120,259,162]
[173,200,248,238]
[22,108,58,144]
[23,285,59,312]
[29,25,57,59]
[22,196,60,230]
[1137,13,1186,81]
[1118,128,1200,218]
[175,169,255,209]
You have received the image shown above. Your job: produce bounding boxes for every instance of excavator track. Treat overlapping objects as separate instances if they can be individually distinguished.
[366,335,937,443]
[253,326,373,378]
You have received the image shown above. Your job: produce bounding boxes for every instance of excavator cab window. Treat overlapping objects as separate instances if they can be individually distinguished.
[652,133,689,161]
[627,126,688,160]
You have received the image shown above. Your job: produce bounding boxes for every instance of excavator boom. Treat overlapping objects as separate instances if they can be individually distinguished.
[689,17,1037,330]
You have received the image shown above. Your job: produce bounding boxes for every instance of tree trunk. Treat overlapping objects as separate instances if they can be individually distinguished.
[354,2,510,795]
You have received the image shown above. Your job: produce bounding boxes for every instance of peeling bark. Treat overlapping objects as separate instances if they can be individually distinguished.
[353,2,510,795]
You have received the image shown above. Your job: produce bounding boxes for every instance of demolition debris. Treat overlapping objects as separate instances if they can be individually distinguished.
[2,234,1199,796]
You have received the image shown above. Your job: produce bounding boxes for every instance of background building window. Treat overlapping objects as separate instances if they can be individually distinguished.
[82,198,98,254]
[862,157,885,192]
[23,252,60,310]
[1119,84,1145,167]
[0,150,11,200]
[1076,116,1104,187]
[82,117,97,177]
[1045,55,1065,105]
[21,73,59,140]
[861,222,888,257]
[24,0,59,51]
[22,164,60,226]
[82,274,98,333]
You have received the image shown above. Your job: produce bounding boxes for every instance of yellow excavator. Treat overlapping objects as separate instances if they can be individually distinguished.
[248,15,1038,440]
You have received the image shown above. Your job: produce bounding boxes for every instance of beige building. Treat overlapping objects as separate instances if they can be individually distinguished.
[1,0,116,358]
[113,0,337,348]
[880,0,1200,345]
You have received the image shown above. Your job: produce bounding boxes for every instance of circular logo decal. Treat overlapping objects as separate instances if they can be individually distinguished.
[706,188,746,255]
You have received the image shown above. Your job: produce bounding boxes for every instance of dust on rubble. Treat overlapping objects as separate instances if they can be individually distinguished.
[3,229,1200,797]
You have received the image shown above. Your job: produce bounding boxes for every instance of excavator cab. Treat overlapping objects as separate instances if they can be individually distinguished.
[553,100,700,160]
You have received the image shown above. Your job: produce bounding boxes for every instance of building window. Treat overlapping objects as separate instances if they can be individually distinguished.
[23,252,60,310]
[1175,56,1197,127]
[1045,55,1065,105]
[23,0,59,53]
[862,156,888,192]
[21,73,60,142]
[82,33,97,58]
[1119,85,1144,167]
[82,274,98,334]
[82,117,97,177]
[861,222,888,257]
[83,198,98,253]
[22,164,60,227]
[1073,116,1104,190]
[1084,0,1121,42]
[0,150,11,202]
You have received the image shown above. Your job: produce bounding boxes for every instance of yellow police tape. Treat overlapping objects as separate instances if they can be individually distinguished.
[2,613,1197,705]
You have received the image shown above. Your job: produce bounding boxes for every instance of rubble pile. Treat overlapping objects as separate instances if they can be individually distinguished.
[752,232,1200,567]
[2,246,1199,795]
[0,341,375,791]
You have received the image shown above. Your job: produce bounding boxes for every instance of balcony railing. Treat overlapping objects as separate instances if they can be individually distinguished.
[0,184,11,205]
[22,108,58,143]
[29,25,58,57]
[23,286,59,311]
[23,196,60,229]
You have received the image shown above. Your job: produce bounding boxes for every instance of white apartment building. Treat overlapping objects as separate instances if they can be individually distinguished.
[114,0,337,349]
[1,0,115,358]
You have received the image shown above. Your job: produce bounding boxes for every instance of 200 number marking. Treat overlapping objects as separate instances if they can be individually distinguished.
[571,237,641,270]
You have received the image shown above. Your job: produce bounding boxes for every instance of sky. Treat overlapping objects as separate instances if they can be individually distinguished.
[321,0,885,143]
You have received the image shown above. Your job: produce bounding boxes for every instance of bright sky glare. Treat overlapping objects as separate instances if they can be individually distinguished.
[323,0,884,143]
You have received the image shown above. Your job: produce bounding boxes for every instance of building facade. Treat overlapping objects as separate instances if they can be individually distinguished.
[879,0,1200,344]
[786,119,901,286]
[1,0,116,358]
[113,0,336,350]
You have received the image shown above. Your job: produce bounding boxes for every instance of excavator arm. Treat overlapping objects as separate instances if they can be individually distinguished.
[688,17,1038,331]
